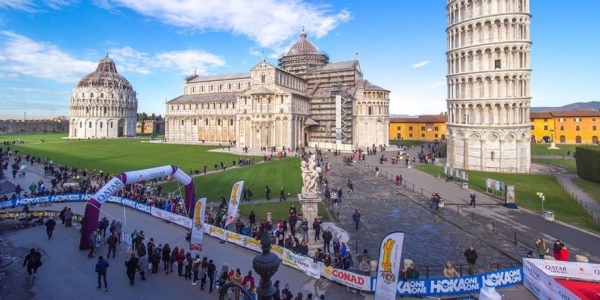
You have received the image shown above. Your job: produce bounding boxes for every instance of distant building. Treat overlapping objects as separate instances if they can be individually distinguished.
[165,30,390,150]
[136,119,165,135]
[389,115,448,141]
[531,110,600,144]
[68,56,138,138]
[445,0,532,173]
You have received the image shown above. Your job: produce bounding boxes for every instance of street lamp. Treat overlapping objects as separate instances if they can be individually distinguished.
[537,192,545,217]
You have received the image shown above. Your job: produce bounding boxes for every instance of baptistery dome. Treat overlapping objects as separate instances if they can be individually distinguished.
[68,55,138,139]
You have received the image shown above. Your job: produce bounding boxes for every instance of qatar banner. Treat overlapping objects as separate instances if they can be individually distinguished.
[224,180,244,228]
[282,250,320,279]
[374,231,405,300]
[190,198,206,254]
[524,257,600,282]
[523,259,580,300]
[150,206,192,228]
[79,165,195,250]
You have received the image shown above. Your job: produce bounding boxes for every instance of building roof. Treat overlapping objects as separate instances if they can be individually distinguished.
[186,72,251,83]
[390,115,448,123]
[167,93,237,104]
[76,55,133,91]
[286,29,320,56]
[543,110,600,117]
[251,86,274,95]
[530,111,554,119]
[357,80,389,92]
[320,60,358,72]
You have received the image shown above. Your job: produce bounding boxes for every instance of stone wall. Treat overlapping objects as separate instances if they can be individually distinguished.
[0,120,68,135]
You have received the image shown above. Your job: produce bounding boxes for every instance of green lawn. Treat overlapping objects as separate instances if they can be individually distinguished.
[435,143,447,152]
[0,133,67,143]
[162,158,303,203]
[6,138,250,175]
[389,140,426,147]
[572,178,600,206]
[238,201,330,223]
[531,143,578,156]
[532,158,577,174]
[415,164,600,233]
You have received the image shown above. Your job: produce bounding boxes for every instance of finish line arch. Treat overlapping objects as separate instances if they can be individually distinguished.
[79,165,195,250]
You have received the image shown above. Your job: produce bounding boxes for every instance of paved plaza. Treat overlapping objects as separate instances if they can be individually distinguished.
[1,143,599,299]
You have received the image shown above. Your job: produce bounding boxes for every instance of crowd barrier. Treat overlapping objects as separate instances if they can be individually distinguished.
[0,194,524,296]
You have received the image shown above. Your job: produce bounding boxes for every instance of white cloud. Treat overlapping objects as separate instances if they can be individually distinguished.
[98,0,351,49]
[0,31,97,82]
[411,60,429,69]
[0,0,76,12]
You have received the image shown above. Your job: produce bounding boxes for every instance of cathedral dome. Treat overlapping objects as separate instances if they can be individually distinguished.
[286,29,320,56]
[76,56,133,90]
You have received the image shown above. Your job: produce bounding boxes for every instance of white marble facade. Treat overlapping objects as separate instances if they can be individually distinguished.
[69,56,138,138]
[165,30,390,150]
[445,0,532,172]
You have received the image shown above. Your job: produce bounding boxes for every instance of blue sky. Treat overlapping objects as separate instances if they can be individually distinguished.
[0,0,599,120]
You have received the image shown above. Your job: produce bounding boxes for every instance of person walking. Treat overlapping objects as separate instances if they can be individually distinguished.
[280,187,286,202]
[88,231,97,258]
[44,217,56,239]
[469,191,476,207]
[464,246,478,275]
[64,208,73,227]
[265,185,271,201]
[352,209,361,230]
[23,248,42,276]
[347,179,354,195]
[322,227,333,253]
[106,232,118,259]
[95,255,110,291]
[207,259,216,293]
[301,218,309,241]
[125,253,139,285]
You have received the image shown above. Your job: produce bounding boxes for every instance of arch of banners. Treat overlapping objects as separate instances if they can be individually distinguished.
[79,165,195,250]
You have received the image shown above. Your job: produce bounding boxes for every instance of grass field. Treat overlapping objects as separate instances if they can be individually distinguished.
[389,140,426,147]
[161,158,302,203]
[572,178,600,206]
[0,133,67,143]
[531,143,578,156]
[415,164,600,233]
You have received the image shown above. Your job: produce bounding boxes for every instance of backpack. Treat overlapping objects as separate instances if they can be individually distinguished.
[29,253,41,266]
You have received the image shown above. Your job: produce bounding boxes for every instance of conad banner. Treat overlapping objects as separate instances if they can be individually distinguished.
[523,259,580,300]
[374,231,405,300]
[524,257,600,282]
[321,266,370,291]
[151,206,193,228]
[224,180,244,228]
[282,250,320,279]
[189,198,206,253]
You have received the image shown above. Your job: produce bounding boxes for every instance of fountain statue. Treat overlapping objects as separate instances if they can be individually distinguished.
[298,155,322,227]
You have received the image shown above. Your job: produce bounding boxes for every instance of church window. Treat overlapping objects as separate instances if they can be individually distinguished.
[86,108,89,114]
[544,125,548,130]
[100,122,103,128]
[213,103,216,109]
[210,85,213,91]
[409,133,413,137]
[238,83,241,89]
[409,126,413,131]
[368,106,372,115]
[232,103,235,109]
[576,125,580,131]
[205,119,209,125]
[592,118,597,122]
[560,125,564,131]
[495,59,501,69]
[192,86,195,93]
[201,86,204,92]
[421,134,425,138]
[228,83,231,90]
[261,75,266,83]
[195,104,198,109]
[79,122,82,128]
[181,120,184,126]
[193,119,197,126]
[219,84,222,91]
[219,103,222,109]
[245,98,247,105]
[491,151,495,161]
[230,119,234,126]
[104,107,107,114]
[248,82,250,87]
[90,92,94,98]
[89,122,92,128]
[421,126,425,131]
[99,93,103,98]
[217,119,221,126]
[396,126,401,131]
[434,126,439,131]
[593,125,597,131]
[111,122,113,128]
[281,96,284,104]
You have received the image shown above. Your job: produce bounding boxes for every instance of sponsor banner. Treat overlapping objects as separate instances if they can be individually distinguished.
[206,224,226,240]
[524,258,600,282]
[282,250,320,279]
[375,231,405,300]
[107,196,151,214]
[124,165,173,183]
[524,277,552,300]
[93,178,125,204]
[0,209,83,222]
[189,198,206,254]
[244,237,262,252]
[151,206,193,228]
[322,266,369,290]
[393,267,523,296]
[486,178,505,192]
[224,181,244,228]
[224,231,246,246]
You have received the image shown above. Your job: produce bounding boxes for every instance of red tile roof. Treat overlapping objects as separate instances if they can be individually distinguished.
[390,115,447,123]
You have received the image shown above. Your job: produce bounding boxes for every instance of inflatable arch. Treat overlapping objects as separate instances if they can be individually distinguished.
[79,165,195,250]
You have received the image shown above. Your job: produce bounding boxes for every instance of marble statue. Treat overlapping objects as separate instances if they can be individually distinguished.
[301,154,321,197]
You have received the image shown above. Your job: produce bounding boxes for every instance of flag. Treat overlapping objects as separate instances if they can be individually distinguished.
[374,231,405,300]
[224,180,244,228]
[190,197,206,254]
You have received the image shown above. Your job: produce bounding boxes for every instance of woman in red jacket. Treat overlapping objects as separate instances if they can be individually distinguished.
[558,243,570,261]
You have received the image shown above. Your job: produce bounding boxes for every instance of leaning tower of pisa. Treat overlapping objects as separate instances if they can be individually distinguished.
[446,0,532,173]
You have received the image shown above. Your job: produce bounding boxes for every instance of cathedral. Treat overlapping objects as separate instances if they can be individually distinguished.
[68,56,138,139]
[165,30,390,151]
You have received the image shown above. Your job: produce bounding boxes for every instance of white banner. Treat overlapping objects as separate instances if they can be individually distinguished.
[190,198,206,254]
[224,231,246,247]
[224,180,244,228]
[150,206,193,228]
[524,258,600,282]
[282,250,321,279]
[321,266,370,290]
[374,231,405,300]
[523,259,581,300]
